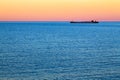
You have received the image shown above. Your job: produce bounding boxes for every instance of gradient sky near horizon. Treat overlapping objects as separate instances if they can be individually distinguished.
[0,0,120,21]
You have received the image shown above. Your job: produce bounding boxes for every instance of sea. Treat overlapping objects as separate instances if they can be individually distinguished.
[0,21,120,80]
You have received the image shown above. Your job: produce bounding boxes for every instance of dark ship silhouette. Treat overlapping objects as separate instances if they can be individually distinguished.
[70,20,99,23]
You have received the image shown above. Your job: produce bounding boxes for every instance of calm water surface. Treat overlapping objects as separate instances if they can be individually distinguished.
[0,22,120,80]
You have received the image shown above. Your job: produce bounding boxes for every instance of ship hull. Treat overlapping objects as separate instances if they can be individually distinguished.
[70,21,99,23]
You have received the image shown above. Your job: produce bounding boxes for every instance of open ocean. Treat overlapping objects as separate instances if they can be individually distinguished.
[0,22,120,80]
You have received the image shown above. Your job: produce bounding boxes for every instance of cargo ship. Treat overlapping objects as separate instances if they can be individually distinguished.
[70,20,99,23]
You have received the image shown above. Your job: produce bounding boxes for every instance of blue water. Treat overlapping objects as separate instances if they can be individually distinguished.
[0,22,120,80]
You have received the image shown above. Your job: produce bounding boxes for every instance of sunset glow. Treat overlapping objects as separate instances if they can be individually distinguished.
[0,0,120,21]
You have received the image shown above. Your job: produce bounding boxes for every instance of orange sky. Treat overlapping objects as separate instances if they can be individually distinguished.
[0,0,120,21]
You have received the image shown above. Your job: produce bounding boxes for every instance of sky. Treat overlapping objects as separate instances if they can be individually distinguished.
[0,0,120,21]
